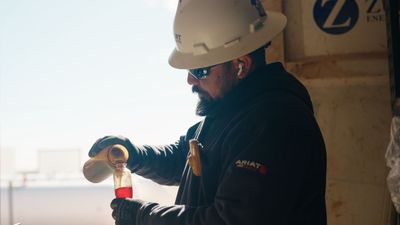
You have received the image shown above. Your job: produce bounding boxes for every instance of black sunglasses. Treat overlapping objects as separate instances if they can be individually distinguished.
[188,64,218,80]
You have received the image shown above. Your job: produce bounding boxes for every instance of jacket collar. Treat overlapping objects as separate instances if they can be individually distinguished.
[206,62,313,118]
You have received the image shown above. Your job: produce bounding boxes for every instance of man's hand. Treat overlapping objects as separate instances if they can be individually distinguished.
[89,135,136,157]
[110,198,145,225]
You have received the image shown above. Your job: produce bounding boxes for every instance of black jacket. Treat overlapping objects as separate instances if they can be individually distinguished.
[128,62,327,225]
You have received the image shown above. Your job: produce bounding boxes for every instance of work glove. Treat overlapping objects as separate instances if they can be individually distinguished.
[111,198,145,225]
[89,135,136,157]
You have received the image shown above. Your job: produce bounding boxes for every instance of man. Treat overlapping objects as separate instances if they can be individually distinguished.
[88,0,327,224]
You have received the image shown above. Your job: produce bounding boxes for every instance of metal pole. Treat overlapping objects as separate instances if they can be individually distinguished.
[8,181,14,225]
[385,1,400,224]
[385,0,400,116]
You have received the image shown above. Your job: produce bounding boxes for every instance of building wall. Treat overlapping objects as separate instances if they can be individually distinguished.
[264,0,393,224]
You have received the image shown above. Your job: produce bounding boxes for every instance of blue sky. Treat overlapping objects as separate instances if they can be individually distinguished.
[0,0,200,171]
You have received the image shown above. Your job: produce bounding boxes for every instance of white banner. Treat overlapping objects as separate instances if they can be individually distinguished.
[299,0,387,57]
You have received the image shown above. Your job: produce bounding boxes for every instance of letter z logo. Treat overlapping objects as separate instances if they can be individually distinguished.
[367,0,381,14]
[313,0,359,35]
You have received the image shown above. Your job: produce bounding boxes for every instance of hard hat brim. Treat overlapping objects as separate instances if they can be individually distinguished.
[168,11,287,70]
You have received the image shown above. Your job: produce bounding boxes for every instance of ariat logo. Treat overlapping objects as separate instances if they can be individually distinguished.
[235,160,268,175]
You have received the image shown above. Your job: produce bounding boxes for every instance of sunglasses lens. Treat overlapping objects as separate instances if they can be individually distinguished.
[189,67,211,79]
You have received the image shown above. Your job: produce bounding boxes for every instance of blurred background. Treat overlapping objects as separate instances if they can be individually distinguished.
[0,0,198,224]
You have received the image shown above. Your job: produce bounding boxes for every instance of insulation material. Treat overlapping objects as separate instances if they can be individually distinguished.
[386,116,400,212]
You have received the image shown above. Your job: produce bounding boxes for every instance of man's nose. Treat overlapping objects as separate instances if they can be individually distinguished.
[187,73,200,85]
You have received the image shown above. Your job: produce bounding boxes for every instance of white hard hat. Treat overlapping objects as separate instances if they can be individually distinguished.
[168,0,287,69]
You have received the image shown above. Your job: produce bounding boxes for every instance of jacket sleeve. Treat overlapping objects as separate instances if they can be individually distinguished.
[133,105,325,225]
[127,123,199,186]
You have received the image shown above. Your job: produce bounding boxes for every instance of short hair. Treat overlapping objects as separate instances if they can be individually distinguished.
[249,42,271,65]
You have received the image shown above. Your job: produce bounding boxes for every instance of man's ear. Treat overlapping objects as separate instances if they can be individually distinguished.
[233,55,253,79]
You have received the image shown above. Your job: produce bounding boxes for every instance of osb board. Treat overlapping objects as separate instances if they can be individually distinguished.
[302,75,393,225]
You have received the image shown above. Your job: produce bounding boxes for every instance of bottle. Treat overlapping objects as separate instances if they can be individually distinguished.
[83,144,129,183]
[113,162,133,198]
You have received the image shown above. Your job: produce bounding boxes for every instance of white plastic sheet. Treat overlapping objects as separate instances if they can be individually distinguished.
[386,116,400,212]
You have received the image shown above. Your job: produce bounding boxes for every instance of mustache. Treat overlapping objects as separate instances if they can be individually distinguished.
[192,86,206,95]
